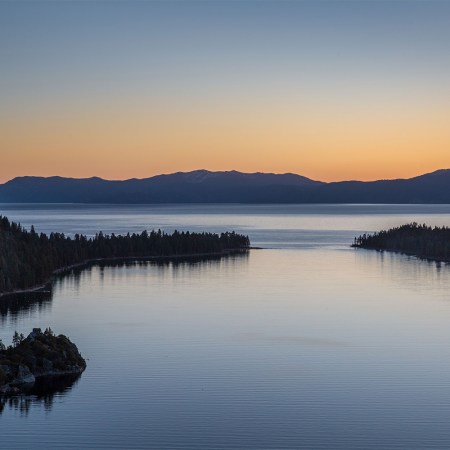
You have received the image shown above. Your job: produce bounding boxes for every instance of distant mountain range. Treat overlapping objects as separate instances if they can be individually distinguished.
[1,169,450,204]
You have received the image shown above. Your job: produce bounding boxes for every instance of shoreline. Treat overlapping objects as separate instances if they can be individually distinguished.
[0,248,252,299]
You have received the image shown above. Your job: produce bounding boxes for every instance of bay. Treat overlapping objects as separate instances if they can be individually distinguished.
[1,204,450,449]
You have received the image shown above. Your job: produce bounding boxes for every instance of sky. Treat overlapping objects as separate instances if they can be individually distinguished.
[1,0,450,183]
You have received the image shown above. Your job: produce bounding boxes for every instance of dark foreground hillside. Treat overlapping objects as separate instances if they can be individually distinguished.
[0,216,250,294]
[352,223,450,261]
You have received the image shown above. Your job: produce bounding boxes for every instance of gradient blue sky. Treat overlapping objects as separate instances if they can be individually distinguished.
[1,1,450,182]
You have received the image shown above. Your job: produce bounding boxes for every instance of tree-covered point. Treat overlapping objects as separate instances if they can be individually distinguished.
[352,222,450,260]
[0,216,250,294]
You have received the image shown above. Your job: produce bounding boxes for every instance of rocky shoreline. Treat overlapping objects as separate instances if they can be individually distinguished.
[0,328,86,395]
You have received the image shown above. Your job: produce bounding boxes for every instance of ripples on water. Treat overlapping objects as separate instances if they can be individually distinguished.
[1,204,450,449]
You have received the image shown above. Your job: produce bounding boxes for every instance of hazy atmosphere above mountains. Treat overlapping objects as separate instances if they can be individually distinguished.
[1,1,450,183]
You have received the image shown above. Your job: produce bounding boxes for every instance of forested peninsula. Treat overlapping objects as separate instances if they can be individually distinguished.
[0,216,250,295]
[352,223,450,261]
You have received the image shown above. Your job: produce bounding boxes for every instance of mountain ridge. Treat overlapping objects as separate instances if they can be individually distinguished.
[1,169,450,204]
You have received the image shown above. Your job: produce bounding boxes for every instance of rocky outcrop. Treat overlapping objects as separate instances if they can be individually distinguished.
[0,328,86,395]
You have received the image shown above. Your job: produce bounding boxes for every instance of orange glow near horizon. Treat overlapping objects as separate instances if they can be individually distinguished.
[1,97,449,183]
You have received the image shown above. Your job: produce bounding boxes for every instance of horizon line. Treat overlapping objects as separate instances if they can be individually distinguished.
[2,167,449,185]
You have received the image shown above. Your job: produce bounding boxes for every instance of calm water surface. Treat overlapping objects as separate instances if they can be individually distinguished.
[1,204,450,449]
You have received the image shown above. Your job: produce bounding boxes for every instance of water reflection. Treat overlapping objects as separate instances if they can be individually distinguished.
[353,248,450,298]
[1,238,446,325]
[0,374,82,416]
[0,252,249,322]
[0,291,53,325]
[3,248,449,328]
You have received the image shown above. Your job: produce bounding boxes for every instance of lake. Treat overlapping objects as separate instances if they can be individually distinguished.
[1,204,450,449]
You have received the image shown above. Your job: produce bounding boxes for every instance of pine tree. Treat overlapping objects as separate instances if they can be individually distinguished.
[12,331,20,347]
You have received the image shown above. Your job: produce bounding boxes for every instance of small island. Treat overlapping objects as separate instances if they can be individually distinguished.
[352,222,450,262]
[0,328,86,395]
[0,215,250,296]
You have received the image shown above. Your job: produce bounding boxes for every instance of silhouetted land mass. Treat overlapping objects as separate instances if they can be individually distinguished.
[0,328,85,395]
[352,223,450,261]
[0,215,250,294]
[2,169,450,203]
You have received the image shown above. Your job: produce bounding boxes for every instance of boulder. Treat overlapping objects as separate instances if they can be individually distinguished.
[14,365,36,385]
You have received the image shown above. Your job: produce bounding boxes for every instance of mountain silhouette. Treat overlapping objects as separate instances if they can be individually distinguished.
[1,169,449,203]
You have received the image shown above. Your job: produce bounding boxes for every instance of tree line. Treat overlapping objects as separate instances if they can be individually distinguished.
[0,215,250,294]
[0,328,54,352]
[352,222,450,260]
